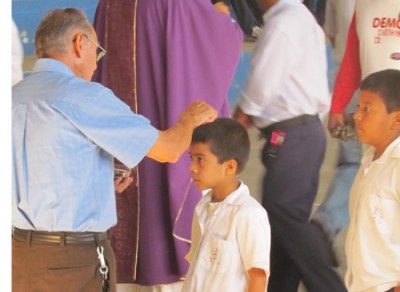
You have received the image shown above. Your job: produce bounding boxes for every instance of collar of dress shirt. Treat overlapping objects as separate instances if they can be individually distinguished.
[32,58,75,77]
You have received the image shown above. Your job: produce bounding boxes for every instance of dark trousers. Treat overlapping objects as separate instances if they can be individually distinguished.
[303,0,326,26]
[261,118,347,292]
[212,0,263,36]
[230,0,263,35]
[12,231,116,292]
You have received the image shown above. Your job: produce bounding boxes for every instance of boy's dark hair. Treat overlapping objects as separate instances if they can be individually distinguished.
[191,118,250,173]
[360,69,400,113]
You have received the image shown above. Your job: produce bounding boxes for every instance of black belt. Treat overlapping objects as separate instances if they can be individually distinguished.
[260,114,319,135]
[12,227,109,245]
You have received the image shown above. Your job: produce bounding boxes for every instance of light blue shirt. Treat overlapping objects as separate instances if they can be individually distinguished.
[12,59,158,232]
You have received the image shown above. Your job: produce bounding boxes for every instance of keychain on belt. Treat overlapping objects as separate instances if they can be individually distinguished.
[97,246,110,292]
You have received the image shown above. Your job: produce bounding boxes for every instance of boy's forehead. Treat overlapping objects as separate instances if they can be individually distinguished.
[358,90,390,112]
[190,142,212,154]
[359,90,381,102]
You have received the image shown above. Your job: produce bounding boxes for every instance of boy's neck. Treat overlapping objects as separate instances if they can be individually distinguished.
[211,179,241,202]
[372,134,400,161]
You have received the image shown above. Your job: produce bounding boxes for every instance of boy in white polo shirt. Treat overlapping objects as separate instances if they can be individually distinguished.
[182,118,271,292]
[346,69,400,292]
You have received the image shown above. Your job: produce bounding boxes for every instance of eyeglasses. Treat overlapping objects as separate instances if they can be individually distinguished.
[74,33,107,62]
[83,34,107,62]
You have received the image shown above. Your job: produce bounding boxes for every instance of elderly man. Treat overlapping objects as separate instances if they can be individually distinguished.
[12,8,216,292]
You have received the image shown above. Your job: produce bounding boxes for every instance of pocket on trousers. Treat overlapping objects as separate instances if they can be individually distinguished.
[42,264,97,291]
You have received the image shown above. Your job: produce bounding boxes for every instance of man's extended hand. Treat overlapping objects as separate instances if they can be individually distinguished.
[146,101,217,163]
[179,100,218,128]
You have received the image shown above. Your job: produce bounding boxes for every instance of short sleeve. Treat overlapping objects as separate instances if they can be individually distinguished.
[236,206,271,273]
[50,84,158,168]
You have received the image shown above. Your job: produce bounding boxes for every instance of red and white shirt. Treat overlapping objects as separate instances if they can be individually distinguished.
[330,0,400,114]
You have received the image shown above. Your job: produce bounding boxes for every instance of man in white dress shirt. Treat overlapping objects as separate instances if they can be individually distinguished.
[234,0,346,291]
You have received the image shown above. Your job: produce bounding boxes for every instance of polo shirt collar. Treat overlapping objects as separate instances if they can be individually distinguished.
[362,136,400,165]
[203,180,249,207]
[385,136,400,158]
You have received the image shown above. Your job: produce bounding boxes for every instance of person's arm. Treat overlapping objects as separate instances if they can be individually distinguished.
[323,0,336,48]
[236,207,270,292]
[328,12,361,132]
[146,101,217,163]
[248,268,268,292]
[394,286,400,292]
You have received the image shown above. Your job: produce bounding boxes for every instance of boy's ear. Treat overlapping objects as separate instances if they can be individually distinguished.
[225,159,238,175]
[392,111,400,129]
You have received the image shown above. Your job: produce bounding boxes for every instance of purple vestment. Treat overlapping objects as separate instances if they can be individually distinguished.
[93,0,243,285]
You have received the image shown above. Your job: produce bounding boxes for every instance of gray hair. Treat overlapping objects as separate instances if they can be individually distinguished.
[34,8,93,58]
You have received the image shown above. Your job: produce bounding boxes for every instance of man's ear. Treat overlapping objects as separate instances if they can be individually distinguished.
[72,33,84,59]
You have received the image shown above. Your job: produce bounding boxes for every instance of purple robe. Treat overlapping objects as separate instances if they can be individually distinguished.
[93,0,243,285]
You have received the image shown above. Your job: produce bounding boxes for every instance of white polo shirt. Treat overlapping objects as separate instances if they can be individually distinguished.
[182,182,271,292]
[330,0,400,114]
[345,136,400,292]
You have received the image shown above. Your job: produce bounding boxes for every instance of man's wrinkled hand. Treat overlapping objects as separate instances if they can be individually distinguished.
[114,176,133,194]
[183,100,218,127]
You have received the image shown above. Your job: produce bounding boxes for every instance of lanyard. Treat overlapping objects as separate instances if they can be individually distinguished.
[97,246,110,292]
